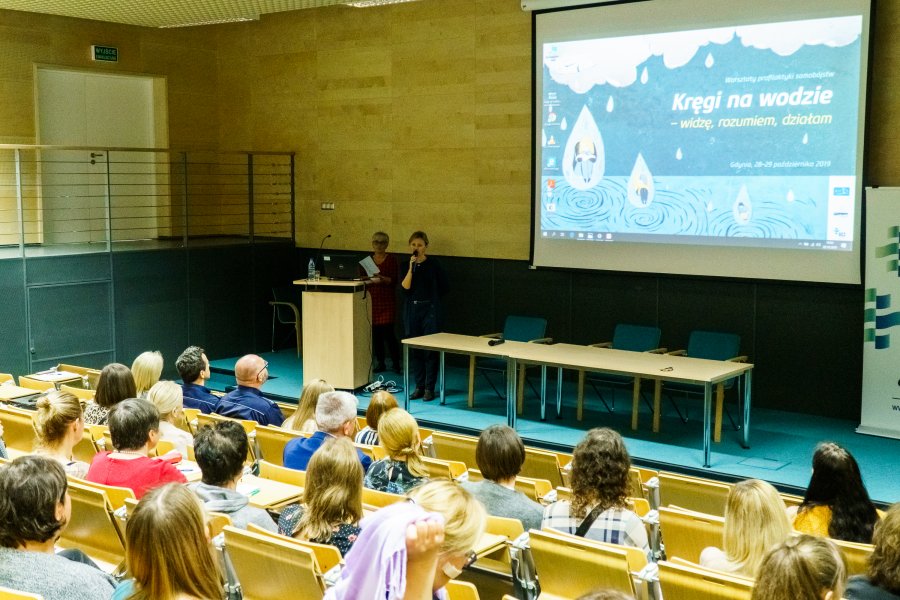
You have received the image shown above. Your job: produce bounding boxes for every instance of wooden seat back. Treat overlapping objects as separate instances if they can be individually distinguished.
[258,460,306,488]
[246,523,342,574]
[58,480,126,568]
[659,506,725,564]
[657,560,753,600]
[658,472,732,516]
[254,424,307,466]
[222,525,325,600]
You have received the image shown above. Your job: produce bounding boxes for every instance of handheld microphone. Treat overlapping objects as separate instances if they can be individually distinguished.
[413,250,419,257]
[488,338,505,346]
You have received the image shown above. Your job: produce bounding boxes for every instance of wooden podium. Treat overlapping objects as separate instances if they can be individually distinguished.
[295,278,372,390]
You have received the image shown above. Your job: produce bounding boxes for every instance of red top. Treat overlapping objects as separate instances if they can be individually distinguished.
[370,253,399,326]
[85,451,187,498]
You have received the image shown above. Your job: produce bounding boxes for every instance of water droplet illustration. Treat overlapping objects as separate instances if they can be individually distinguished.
[675,148,683,160]
[786,189,795,202]
[733,185,752,224]
[542,129,547,147]
[705,53,714,68]
[606,96,614,112]
[707,200,715,212]
[640,67,648,84]
[802,133,809,144]
[560,117,568,131]
[628,153,654,208]
[562,105,605,190]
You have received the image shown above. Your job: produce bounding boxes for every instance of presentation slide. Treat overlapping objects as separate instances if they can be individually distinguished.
[532,0,871,284]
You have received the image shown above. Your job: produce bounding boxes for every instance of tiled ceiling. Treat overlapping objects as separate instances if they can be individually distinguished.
[0,0,422,28]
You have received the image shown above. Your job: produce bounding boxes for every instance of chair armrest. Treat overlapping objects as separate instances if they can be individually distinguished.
[590,341,613,348]
[479,332,502,339]
[727,355,749,363]
[666,349,687,356]
[269,301,300,320]
[647,347,668,354]
[529,337,553,344]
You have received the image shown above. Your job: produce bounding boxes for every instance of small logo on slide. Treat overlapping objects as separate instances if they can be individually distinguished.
[833,187,850,196]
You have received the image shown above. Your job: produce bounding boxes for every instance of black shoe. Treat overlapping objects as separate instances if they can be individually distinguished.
[374,363,386,372]
[423,390,435,402]
[410,388,425,400]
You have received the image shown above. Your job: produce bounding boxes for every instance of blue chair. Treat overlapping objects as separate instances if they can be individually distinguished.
[467,315,551,414]
[662,330,746,442]
[576,324,664,420]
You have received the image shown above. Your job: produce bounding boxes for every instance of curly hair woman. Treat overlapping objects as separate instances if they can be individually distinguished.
[846,503,900,600]
[541,427,648,553]
[789,442,879,543]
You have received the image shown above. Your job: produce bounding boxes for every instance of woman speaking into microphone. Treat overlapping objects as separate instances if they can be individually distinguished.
[401,231,449,402]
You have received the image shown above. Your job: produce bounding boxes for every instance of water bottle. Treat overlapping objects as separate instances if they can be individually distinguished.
[308,258,316,281]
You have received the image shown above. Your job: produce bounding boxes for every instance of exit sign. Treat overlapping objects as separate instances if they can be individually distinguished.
[91,45,118,62]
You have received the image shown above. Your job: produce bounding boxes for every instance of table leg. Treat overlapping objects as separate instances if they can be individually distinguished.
[742,369,752,449]
[467,355,475,408]
[403,344,410,411]
[703,381,713,468]
[507,357,517,429]
[714,383,724,443]
[631,378,641,431]
[540,365,547,421]
[577,371,585,421]
[652,380,662,433]
[556,367,563,418]
[439,351,446,405]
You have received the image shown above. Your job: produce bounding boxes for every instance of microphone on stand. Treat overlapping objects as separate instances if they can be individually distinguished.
[315,234,332,273]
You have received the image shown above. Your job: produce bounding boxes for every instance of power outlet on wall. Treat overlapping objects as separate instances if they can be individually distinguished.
[320,202,335,210]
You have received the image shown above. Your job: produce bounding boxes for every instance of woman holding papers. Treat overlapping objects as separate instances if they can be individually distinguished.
[369,231,401,373]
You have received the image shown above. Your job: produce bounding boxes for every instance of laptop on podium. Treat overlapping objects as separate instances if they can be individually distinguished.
[322,253,364,280]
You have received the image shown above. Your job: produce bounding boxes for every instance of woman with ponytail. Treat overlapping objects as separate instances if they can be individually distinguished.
[34,390,89,479]
[365,408,429,495]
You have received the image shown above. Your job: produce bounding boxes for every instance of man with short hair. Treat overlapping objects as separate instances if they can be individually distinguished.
[190,420,277,531]
[0,455,117,599]
[213,354,284,426]
[283,391,372,472]
[176,345,218,414]
[85,398,187,498]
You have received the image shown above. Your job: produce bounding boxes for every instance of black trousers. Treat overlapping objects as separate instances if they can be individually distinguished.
[405,301,439,391]
[373,323,401,368]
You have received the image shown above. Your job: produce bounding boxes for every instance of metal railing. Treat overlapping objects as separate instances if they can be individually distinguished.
[0,145,294,256]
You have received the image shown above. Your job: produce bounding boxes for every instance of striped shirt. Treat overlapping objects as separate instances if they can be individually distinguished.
[355,426,379,446]
[541,500,650,554]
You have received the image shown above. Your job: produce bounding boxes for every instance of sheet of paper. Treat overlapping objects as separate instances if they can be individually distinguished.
[359,255,380,277]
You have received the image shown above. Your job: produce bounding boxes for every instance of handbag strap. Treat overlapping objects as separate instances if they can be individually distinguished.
[574,505,605,537]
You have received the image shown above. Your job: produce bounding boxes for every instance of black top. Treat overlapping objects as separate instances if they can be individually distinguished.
[846,576,900,600]
[403,257,449,303]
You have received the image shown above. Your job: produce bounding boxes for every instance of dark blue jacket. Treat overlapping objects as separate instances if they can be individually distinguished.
[214,385,284,426]
[181,382,218,414]
[283,431,372,473]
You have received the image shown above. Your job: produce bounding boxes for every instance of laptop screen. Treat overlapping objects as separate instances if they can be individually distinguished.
[322,253,363,280]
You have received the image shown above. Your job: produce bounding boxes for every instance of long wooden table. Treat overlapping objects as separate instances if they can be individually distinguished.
[402,333,753,468]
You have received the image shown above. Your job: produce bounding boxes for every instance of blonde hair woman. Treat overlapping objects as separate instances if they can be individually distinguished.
[33,390,89,479]
[355,390,399,446]
[364,408,428,494]
[113,483,222,600]
[752,535,847,600]
[146,380,193,456]
[282,378,334,433]
[278,437,364,556]
[700,479,792,577]
[131,351,164,399]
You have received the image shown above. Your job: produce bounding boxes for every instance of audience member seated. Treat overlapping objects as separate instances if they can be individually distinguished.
[131,350,164,399]
[84,362,136,426]
[146,380,194,456]
[214,354,284,426]
[700,478,792,577]
[282,378,334,433]
[0,455,116,600]
[278,437,364,556]
[190,420,277,532]
[354,390,398,445]
[34,390,90,479]
[175,345,218,414]
[846,503,900,600]
[283,391,372,472]
[789,441,879,543]
[576,591,635,600]
[752,534,847,600]
[112,483,223,600]
[85,398,187,498]
[364,408,428,494]
[461,424,543,532]
[326,479,487,600]
[542,427,649,554]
